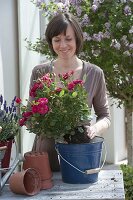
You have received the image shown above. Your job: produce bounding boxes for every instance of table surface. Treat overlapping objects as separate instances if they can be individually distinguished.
[1,170,125,200]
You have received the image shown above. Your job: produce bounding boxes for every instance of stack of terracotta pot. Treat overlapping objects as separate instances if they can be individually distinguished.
[23,151,53,190]
[9,151,53,196]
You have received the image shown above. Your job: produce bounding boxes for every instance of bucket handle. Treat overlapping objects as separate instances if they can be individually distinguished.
[55,142,107,175]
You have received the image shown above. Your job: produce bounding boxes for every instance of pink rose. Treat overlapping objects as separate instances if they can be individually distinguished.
[41,74,53,87]
[15,97,22,104]
[37,97,48,104]
[73,80,83,85]
[37,104,49,115]
[19,118,27,126]
[31,105,39,113]
[22,111,33,118]
[30,82,43,97]
[67,80,83,91]
[63,70,74,80]
[55,88,62,93]
[62,72,69,80]
[67,82,75,90]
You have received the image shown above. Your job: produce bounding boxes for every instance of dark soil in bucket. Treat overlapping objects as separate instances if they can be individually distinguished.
[63,125,91,144]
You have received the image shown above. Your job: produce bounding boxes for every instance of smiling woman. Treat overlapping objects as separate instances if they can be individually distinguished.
[28,13,111,171]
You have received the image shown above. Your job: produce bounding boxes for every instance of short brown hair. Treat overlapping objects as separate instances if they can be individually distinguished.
[45,13,83,56]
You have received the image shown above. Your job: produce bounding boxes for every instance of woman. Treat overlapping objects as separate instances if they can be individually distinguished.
[30,13,111,171]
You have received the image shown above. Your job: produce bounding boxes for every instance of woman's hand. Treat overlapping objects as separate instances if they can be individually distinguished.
[85,125,97,139]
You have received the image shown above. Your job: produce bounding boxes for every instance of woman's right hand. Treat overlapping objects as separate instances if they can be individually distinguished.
[85,125,97,139]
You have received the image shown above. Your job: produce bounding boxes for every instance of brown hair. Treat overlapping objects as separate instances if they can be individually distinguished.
[45,13,83,56]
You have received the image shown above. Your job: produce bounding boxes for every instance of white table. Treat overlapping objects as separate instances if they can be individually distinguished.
[1,170,125,200]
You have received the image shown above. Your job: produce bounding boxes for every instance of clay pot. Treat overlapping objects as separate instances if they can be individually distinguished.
[0,139,13,169]
[0,139,13,177]
[23,151,53,189]
[9,168,41,196]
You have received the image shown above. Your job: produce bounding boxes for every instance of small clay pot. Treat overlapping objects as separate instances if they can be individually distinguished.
[9,168,41,196]
[23,151,53,189]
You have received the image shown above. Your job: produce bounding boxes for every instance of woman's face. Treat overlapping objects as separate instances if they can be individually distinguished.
[52,24,76,59]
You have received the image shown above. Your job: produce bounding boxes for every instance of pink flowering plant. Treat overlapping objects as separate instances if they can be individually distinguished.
[16,72,90,141]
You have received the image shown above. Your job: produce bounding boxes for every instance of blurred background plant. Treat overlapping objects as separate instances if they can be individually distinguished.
[120,164,133,200]
[0,95,20,142]
[26,0,133,165]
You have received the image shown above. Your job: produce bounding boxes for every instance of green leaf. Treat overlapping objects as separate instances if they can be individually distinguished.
[72,91,77,97]
[65,125,72,130]
[59,90,65,97]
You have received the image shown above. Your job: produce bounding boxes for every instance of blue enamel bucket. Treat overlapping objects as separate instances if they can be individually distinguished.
[55,136,106,184]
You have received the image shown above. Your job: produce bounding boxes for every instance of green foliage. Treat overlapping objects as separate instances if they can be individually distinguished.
[120,164,133,200]
[28,0,133,109]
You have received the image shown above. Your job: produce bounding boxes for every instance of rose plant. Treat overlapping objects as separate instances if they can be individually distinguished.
[0,95,20,142]
[16,72,91,142]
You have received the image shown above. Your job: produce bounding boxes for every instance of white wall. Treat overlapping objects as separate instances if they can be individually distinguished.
[0,0,19,102]
[0,0,19,165]
[104,99,127,164]
[18,0,41,154]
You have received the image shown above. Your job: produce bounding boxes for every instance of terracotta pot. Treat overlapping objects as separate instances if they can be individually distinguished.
[0,139,13,169]
[9,168,41,196]
[23,151,53,189]
[41,179,53,189]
